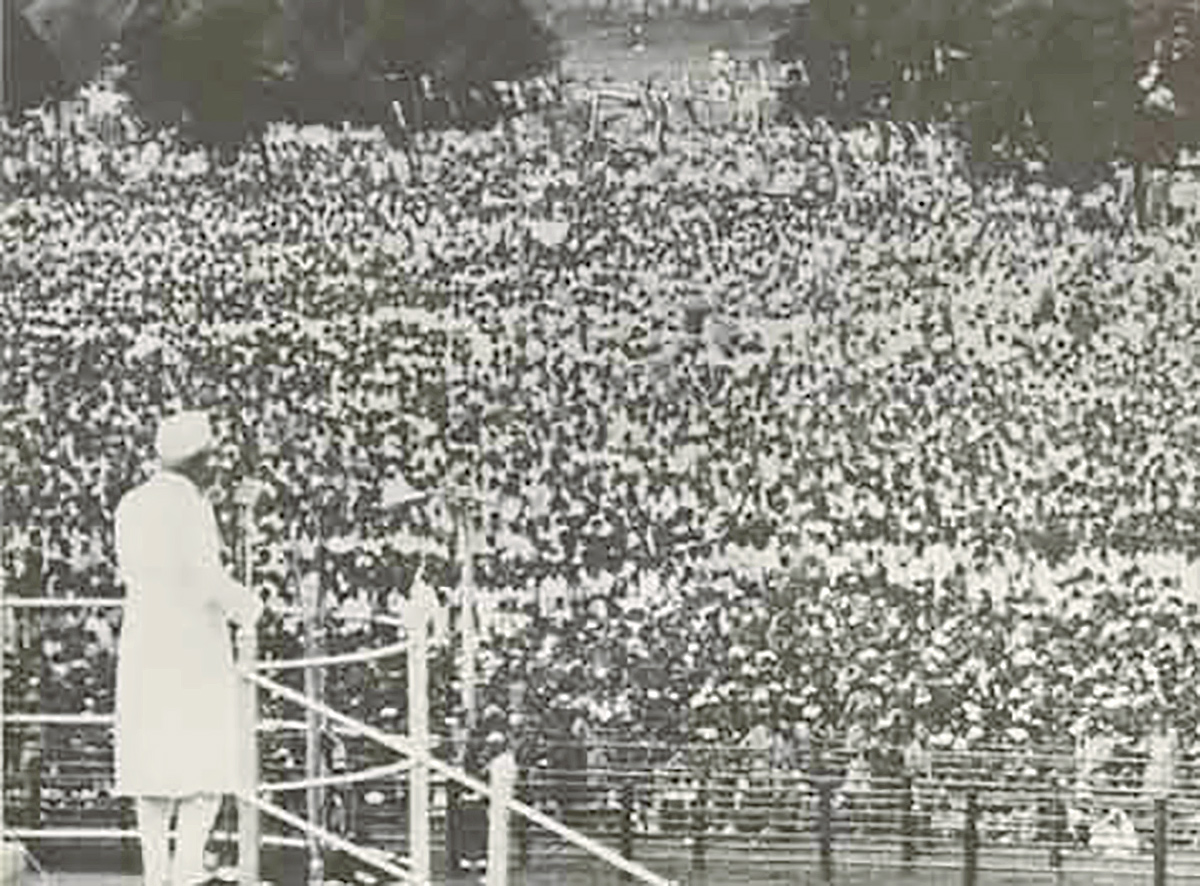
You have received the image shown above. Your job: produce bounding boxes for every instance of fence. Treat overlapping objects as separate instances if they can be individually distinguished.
[481,739,1200,884]
[12,711,1200,884]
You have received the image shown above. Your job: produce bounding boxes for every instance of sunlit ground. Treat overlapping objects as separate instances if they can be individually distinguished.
[556,11,784,84]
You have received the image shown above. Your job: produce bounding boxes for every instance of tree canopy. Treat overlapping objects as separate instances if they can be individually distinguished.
[116,0,281,152]
[10,0,560,150]
[773,0,1200,168]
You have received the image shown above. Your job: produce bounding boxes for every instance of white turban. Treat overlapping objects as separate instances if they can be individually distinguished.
[156,410,215,467]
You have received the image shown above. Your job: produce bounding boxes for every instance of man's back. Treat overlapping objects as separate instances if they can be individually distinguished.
[115,471,198,596]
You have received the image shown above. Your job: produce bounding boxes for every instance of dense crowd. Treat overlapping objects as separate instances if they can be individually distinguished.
[4,84,1200,845]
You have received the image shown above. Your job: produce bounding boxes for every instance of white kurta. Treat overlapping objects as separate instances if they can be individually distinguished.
[113,470,259,797]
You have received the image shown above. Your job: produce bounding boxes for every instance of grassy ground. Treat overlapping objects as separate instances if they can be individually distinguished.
[555,11,787,84]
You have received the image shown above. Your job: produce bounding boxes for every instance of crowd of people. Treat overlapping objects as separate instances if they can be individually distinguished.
[4,77,1200,852]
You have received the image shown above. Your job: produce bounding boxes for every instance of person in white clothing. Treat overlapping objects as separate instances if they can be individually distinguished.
[113,411,263,886]
[1143,707,1178,803]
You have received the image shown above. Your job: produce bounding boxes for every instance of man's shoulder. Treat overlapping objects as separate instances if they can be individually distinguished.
[117,471,198,517]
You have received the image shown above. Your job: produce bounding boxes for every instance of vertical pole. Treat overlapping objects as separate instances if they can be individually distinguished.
[52,103,62,184]
[486,751,516,886]
[902,774,915,863]
[238,503,260,886]
[1154,796,1168,886]
[962,789,978,886]
[24,748,39,832]
[0,0,7,117]
[446,719,462,877]
[446,317,479,739]
[620,777,635,884]
[24,534,42,835]
[460,487,478,735]
[1135,161,1147,230]
[1050,776,1065,884]
[1150,712,1175,886]
[408,79,423,183]
[1,487,7,845]
[303,569,325,886]
[408,576,431,886]
[817,767,833,884]
[692,774,707,875]
[237,627,259,886]
[515,767,528,871]
[588,92,601,144]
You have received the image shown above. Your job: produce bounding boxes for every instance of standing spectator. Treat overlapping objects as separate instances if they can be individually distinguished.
[1135,48,1178,227]
[740,717,772,834]
[841,731,873,834]
[322,730,360,883]
[1142,707,1178,803]
[453,724,496,874]
[769,720,798,832]
[1073,717,1113,849]
[707,50,734,129]
[903,722,933,853]
[564,713,592,827]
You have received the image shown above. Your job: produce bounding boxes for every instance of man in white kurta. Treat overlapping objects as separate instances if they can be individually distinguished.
[114,411,262,885]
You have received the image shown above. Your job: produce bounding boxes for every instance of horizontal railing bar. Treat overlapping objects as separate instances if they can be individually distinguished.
[255,639,409,672]
[8,768,1192,804]
[4,713,113,725]
[268,605,407,628]
[0,598,124,608]
[262,760,413,793]
[4,827,305,849]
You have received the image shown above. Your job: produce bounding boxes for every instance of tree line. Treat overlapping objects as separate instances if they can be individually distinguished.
[8,0,1200,180]
[772,0,1200,178]
[7,0,562,155]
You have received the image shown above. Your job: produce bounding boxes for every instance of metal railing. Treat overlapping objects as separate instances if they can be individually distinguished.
[13,719,1200,884]
[499,740,1200,885]
[0,592,678,886]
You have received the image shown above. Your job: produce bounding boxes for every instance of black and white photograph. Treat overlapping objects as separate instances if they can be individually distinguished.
[3,0,1200,884]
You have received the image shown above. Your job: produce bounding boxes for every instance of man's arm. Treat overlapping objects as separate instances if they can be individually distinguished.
[191,493,263,628]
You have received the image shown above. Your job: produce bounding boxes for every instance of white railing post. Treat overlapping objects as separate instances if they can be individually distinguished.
[302,569,325,886]
[458,506,478,732]
[486,751,516,886]
[238,626,260,886]
[0,521,7,851]
[407,577,431,885]
[236,488,262,886]
[1,501,7,847]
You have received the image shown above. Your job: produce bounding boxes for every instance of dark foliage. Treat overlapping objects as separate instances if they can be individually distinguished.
[369,0,560,84]
[110,0,558,152]
[772,0,1200,170]
[6,0,70,114]
[115,0,279,155]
